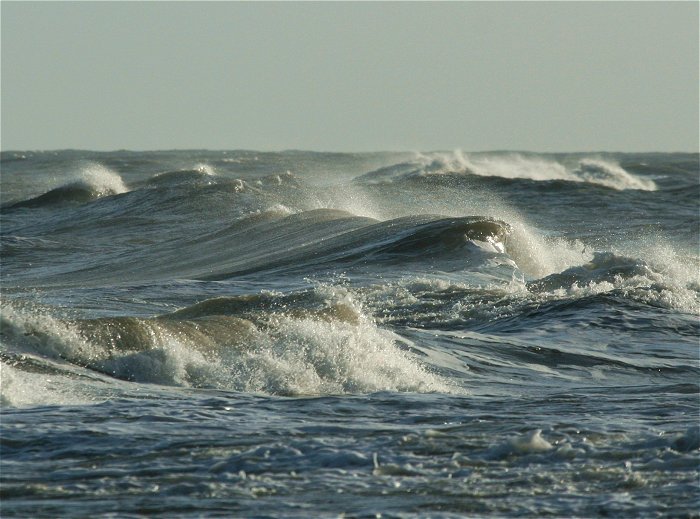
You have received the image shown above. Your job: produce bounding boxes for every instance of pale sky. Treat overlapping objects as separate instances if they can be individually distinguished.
[1,1,698,152]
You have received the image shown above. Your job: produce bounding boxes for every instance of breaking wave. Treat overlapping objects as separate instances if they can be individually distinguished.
[356,151,657,191]
[4,163,128,209]
[0,291,454,398]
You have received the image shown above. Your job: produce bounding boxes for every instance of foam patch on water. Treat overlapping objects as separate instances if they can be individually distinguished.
[484,429,555,460]
[0,360,96,408]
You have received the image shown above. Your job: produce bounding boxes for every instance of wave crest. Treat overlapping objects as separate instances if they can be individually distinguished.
[0,290,455,398]
[574,159,656,191]
[5,163,128,209]
[357,151,656,191]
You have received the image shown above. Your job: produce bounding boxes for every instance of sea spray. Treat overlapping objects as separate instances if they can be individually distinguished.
[1,149,697,518]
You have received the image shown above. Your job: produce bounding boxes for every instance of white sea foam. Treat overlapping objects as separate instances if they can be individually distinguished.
[194,163,217,176]
[229,314,454,395]
[486,429,554,459]
[407,151,657,191]
[0,305,110,406]
[0,294,456,404]
[0,304,96,362]
[526,247,699,315]
[72,162,129,196]
[506,222,593,279]
[574,158,656,191]
[603,241,699,314]
[417,150,578,182]
[0,360,96,407]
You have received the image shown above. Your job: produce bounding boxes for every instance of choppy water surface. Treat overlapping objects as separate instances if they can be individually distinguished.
[1,150,698,517]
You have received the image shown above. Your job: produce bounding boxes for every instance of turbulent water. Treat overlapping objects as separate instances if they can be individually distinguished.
[1,149,698,517]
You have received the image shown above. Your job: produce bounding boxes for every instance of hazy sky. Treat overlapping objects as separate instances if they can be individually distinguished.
[2,1,698,152]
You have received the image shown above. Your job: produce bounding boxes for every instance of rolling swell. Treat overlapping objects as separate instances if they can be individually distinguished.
[6,183,116,209]
[7,207,510,286]
[199,213,510,280]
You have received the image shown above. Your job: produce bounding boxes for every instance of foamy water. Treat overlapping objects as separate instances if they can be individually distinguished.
[1,149,697,517]
[360,150,658,191]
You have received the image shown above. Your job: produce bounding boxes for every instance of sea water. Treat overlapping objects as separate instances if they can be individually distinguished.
[1,150,698,517]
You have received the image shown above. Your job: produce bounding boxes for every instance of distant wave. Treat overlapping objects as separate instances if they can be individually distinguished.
[144,164,217,187]
[356,151,657,191]
[5,163,128,209]
[574,159,656,191]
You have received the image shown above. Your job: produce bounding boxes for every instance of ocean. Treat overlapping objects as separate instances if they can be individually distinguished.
[1,149,698,517]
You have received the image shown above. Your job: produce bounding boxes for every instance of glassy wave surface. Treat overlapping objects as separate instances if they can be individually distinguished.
[1,149,698,517]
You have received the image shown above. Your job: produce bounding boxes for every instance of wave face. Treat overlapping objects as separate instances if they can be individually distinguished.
[1,150,698,518]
